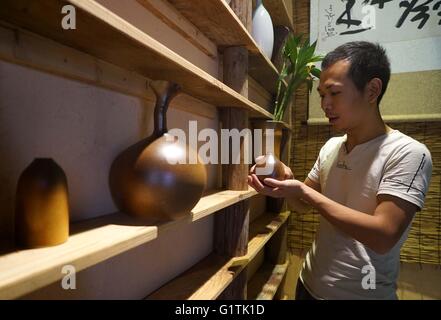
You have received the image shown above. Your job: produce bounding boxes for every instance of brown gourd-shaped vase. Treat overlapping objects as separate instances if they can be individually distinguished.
[109,80,207,221]
[15,158,69,248]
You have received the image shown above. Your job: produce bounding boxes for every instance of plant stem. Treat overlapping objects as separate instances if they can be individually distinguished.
[276,70,296,121]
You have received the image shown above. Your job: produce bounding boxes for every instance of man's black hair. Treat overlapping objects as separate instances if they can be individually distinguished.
[322,41,391,105]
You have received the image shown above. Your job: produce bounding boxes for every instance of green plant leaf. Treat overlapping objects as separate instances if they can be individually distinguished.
[295,42,313,73]
[304,42,316,62]
[296,39,308,63]
[309,55,324,63]
[311,67,321,79]
[284,35,300,59]
[275,69,306,121]
[285,34,303,67]
[307,41,318,60]
[273,34,322,120]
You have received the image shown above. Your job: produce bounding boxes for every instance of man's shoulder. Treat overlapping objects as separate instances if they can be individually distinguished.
[382,131,433,176]
[386,130,431,157]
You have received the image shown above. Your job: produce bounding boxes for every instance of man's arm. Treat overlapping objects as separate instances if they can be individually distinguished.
[287,177,320,213]
[250,175,418,255]
[249,142,431,255]
[299,184,417,254]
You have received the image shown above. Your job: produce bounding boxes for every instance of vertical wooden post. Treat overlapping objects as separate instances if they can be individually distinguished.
[214,200,250,257]
[220,47,249,191]
[215,0,252,300]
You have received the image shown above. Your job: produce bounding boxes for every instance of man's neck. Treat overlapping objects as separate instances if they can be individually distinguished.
[345,114,391,153]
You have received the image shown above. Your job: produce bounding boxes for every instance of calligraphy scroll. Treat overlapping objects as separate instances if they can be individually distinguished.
[309,0,441,124]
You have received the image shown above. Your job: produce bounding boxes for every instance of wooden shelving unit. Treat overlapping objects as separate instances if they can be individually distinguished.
[0,0,272,119]
[153,0,284,95]
[146,211,290,300]
[0,0,293,300]
[0,188,257,299]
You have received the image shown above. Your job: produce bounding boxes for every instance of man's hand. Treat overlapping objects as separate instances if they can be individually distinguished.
[247,174,304,199]
[249,156,294,180]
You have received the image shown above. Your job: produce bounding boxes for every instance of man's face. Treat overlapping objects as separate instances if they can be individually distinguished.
[317,59,370,132]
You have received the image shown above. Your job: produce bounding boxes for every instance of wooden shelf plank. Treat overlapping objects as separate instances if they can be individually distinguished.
[0,188,258,299]
[165,0,255,49]
[248,52,281,95]
[247,259,289,300]
[263,0,294,30]
[0,23,218,120]
[146,211,290,300]
[163,0,282,94]
[0,0,272,119]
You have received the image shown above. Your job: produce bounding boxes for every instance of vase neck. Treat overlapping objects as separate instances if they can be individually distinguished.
[256,0,263,7]
[149,80,181,138]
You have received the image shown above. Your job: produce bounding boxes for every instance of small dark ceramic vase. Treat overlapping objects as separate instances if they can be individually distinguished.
[109,80,207,221]
[15,158,69,248]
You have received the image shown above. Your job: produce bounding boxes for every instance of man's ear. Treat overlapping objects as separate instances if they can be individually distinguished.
[367,78,383,104]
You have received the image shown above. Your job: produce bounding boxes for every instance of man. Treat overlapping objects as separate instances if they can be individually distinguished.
[248,41,433,300]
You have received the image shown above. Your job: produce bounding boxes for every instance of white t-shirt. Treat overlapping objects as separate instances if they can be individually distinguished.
[300,129,432,300]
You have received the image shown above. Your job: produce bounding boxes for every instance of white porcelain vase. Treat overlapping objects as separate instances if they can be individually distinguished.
[252,0,274,60]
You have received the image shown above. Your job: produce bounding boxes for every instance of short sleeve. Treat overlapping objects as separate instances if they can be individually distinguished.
[308,154,320,184]
[307,137,340,185]
[377,142,432,211]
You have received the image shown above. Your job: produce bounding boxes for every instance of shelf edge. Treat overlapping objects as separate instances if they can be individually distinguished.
[0,188,258,299]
